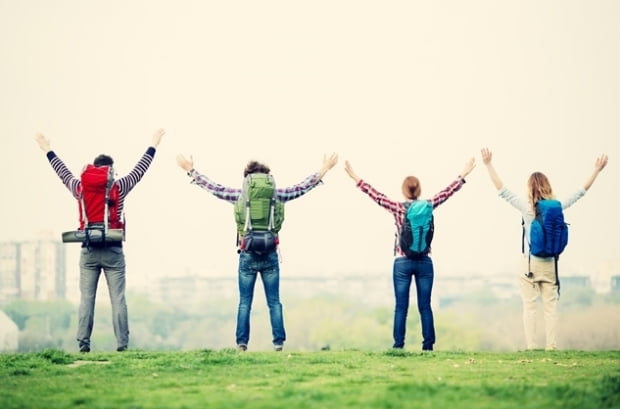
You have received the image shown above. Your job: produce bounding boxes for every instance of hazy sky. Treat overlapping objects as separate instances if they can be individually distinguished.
[1,1,618,292]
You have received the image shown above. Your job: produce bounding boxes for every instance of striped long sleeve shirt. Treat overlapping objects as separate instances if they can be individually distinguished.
[46,147,157,234]
[356,176,467,257]
[186,169,323,203]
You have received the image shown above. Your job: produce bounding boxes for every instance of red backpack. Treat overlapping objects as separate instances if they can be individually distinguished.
[78,164,124,230]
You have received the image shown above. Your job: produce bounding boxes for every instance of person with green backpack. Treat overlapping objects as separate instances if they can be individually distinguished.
[176,153,338,352]
[344,157,476,352]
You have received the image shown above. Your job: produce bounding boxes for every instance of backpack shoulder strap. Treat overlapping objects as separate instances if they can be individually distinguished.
[521,217,526,254]
[242,174,252,232]
[268,180,276,232]
[102,166,114,232]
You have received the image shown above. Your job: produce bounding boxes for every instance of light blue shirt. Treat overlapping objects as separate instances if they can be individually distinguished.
[498,186,586,255]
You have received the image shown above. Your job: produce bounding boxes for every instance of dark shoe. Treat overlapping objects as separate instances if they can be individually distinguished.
[116,346,127,352]
[274,344,283,352]
[79,345,90,353]
[237,344,247,352]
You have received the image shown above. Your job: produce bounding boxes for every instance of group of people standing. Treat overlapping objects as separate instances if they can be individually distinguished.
[35,131,608,353]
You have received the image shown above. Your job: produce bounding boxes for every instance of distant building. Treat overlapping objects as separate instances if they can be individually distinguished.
[155,275,236,309]
[560,276,591,290]
[611,276,620,292]
[0,240,66,305]
[0,310,18,352]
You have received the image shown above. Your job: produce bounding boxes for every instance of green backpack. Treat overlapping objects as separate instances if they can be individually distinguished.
[234,173,285,236]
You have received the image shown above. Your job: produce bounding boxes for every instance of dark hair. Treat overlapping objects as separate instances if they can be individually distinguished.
[244,160,270,177]
[93,154,114,167]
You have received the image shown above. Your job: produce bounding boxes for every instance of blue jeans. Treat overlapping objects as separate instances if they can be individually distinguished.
[236,251,285,347]
[78,246,128,350]
[392,256,435,350]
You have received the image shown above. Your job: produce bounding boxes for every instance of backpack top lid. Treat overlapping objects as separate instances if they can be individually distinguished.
[399,200,434,259]
[81,164,112,191]
[234,173,284,234]
[529,199,568,258]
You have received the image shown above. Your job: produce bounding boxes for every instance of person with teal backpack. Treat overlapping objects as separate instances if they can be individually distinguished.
[481,148,608,351]
[176,153,338,352]
[344,157,476,351]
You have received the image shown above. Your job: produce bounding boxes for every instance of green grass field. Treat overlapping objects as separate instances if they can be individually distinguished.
[1,349,618,409]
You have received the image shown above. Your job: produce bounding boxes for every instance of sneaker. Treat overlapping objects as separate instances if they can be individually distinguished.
[274,344,283,352]
[79,345,90,353]
[116,346,128,352]
[237,344,247,352]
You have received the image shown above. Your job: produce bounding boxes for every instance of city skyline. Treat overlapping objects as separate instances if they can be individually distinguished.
[2,237,617,312]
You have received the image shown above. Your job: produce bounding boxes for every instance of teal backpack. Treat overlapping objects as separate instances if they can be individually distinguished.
[399,200,434,259]
[234,173,284,254]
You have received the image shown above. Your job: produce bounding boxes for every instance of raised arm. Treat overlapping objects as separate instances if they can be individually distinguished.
[428,157,475,208]
[459,157,476,179]
[176,153,241,202]
[583,154,608,191]
[114,128,165,195]
[35,132,80,197]
[481,148,504,190]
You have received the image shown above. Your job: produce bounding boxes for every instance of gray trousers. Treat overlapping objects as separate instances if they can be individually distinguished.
[77,246,128,350]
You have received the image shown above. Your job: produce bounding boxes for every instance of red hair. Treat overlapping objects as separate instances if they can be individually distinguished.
[402,176,421,200]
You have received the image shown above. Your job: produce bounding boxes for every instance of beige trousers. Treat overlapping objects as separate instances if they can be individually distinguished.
[519,254,559,350]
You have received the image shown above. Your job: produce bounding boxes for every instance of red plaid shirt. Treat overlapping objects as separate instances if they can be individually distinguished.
[356,176,466,257]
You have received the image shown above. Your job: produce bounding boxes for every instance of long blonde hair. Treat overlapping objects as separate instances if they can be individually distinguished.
[527,172,554,212]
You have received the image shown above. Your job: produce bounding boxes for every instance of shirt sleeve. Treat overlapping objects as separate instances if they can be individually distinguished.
[498,186,532,217]
[429,176,466,208]
[115,147,156,198]
[561,188,586,210]
[275,173,322,203]
[188,169,241,203]
[47,151,81,199]
[357,180,405,218]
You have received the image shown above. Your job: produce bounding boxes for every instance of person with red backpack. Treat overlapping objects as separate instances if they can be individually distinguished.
[481,148,608,350]
[35,129,165,352]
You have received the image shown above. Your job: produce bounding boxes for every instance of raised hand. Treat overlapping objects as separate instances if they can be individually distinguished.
[481,148,492,165]
[151,128,165,147]
[460,157,476,179]
[594,154,608,173]
[176,154,194,172]
[344,160,361,184]
[35,133,51,152]
[317,153,339,180]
